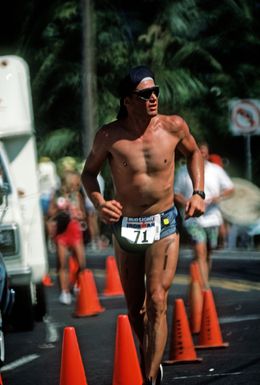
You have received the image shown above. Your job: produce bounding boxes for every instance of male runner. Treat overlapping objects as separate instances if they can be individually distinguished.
[81,65,205,384]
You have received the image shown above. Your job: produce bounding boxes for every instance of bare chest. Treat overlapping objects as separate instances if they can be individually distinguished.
[110,131,176,173]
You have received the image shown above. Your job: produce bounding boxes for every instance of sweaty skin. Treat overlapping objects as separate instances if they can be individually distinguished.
[81,82,204,221]
[81,77,205,383]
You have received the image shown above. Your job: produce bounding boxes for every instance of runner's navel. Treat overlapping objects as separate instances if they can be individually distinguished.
[164,159,167,163]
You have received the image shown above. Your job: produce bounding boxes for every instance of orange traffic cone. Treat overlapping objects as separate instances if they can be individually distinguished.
[196,289,229,349]
[189,280,204,334]
[164,298,202,364]
[103,256,124,296]
[113,314,143,385]
[42,274,54,287]
[74,269,105,317]
[59,326,88,385]
[69,255,80,287]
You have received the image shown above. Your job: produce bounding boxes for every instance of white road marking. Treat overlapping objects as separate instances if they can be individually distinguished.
[173,371,242,380]
[220,314,260,324]
[1,354,40,372]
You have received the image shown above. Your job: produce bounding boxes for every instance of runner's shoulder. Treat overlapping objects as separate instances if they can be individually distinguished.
[98,120,123,136]
[94,120,121,144]
[159,114,188,135]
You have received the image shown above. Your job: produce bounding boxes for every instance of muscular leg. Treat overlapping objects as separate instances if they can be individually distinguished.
[144,233,179,382]
[113,237,146,346]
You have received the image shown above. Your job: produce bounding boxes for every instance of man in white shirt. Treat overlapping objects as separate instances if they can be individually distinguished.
[174,142,234,288]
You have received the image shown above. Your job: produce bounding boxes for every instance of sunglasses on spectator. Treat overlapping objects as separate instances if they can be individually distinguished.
[132,86,160,101]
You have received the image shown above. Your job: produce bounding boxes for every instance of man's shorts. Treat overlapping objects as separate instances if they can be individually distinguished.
[185,222,219,249]
[112,206,180,253]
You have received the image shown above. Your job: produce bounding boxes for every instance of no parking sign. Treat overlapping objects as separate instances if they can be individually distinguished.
[229,99,260,135]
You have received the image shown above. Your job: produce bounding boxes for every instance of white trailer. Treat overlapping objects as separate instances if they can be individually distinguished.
[0,55,48,330]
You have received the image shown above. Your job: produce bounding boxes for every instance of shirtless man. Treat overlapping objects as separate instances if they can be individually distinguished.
[81,65,205,385]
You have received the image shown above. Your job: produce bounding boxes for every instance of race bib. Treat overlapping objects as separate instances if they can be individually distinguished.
[121,214,161,244]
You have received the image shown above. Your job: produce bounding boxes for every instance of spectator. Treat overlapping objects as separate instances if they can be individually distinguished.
[47,170,86,305]
[37,157,60,286]
[208,153,224,168]
[37,156,59,220]
[174,142,234,288]
[83,172,109,249]
[208,152,230,248]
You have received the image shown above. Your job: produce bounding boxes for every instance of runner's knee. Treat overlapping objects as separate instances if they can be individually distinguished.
[147,287,167,318]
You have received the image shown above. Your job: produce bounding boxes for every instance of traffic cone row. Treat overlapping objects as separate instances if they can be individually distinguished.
[58,255,138,384]
[188,261,228,345]
[59,316,143,385]
[164,260,228,365]
[58,257,228,384]
[164,288,228,365]
[60,291,228,383]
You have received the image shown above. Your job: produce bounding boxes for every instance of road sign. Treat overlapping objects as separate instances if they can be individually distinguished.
[229,99,260,135]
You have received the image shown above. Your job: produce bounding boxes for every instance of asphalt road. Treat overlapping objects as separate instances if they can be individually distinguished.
[1,247,260,385]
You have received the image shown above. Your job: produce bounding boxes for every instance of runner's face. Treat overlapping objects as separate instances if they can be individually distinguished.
[131,79,159,116]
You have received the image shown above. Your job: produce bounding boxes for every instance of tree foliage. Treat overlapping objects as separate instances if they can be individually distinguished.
[0,0,259,182]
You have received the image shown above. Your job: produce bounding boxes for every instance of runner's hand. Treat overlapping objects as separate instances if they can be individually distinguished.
[184,195,205,219]
[98,200,123,224]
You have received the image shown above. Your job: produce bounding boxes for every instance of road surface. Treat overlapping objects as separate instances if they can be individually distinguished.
[1,247,260,385]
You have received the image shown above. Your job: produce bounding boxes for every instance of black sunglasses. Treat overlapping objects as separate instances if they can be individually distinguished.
[132,86,160,101]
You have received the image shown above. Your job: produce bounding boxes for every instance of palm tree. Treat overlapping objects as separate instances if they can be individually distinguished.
[3,0,259,182]
[10,0,83,160]
[81,0,97,157]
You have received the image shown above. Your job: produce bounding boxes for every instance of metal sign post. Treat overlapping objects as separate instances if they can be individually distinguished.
[244,134,252,181]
